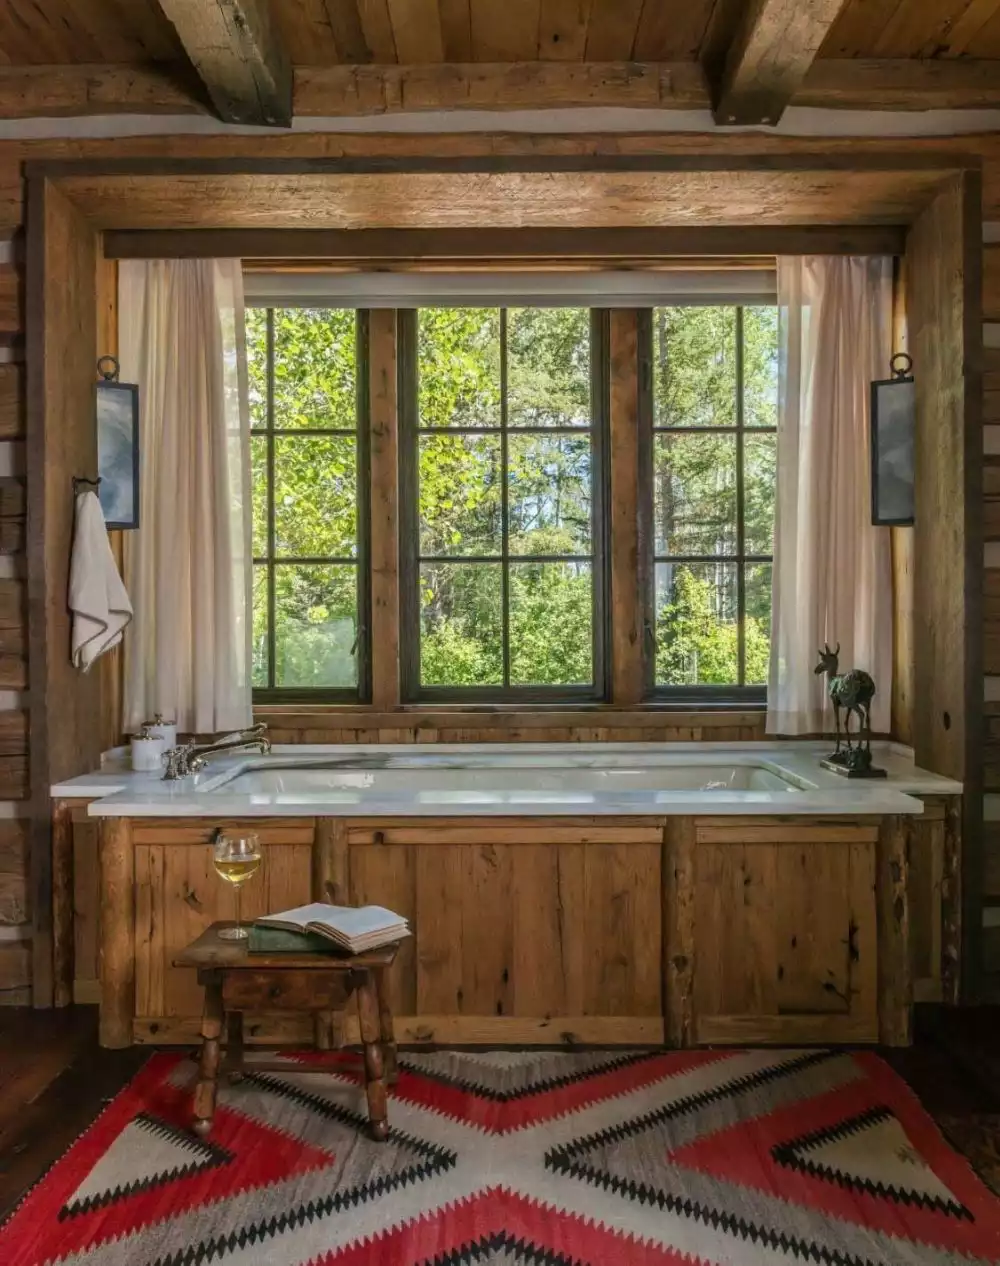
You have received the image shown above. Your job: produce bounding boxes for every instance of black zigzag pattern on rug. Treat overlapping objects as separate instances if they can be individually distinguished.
[417,1231,596,1265]
[772,1105,973,1220]
[547,1049,835,1167]
[146,1073,458,1266]
[58,1114,233,1221]
[546,1052,880,1266]
[396,1051,658,1104]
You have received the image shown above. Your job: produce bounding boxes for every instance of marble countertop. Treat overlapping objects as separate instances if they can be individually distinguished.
[50,741,961,818]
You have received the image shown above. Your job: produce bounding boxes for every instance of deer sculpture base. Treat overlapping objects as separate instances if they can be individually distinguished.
[820,750,888,779]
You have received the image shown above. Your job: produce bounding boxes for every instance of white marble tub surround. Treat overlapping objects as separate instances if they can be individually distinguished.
[50,741,960,818]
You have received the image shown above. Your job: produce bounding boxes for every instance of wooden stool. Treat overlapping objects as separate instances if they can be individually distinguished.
[175,923,399,1142]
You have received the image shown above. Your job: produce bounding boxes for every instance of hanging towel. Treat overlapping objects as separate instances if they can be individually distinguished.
[69,490,133,671]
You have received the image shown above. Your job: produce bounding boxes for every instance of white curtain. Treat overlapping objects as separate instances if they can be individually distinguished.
[119,260,252,735]
[767,257,894,736]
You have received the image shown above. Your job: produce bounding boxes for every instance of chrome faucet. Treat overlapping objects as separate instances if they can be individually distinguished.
[161,724,271,780]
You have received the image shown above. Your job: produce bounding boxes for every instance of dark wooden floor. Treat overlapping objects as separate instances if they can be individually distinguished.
[1,1006,1000,1223]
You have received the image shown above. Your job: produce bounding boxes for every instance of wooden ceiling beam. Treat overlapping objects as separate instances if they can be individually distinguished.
[152,0,292,126]
[712,0,850,126]
[3,58,1000,121]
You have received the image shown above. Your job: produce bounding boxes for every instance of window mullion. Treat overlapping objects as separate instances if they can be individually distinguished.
[735,306,746,688]
[500,308,511,689]
[265,307,277,691]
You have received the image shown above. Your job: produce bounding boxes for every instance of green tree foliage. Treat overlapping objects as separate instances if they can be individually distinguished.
[247,303,778,695]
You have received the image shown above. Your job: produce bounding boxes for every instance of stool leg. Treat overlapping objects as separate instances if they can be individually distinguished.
[225,1010,245,1083]
[374,967,398,1086]
[193,978,224,1138]
[356,970,388,1141]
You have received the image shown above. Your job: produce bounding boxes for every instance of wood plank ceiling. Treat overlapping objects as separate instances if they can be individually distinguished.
[1,0,1000,125]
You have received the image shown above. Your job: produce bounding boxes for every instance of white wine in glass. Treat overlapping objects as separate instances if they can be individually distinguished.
[213,832,262,941]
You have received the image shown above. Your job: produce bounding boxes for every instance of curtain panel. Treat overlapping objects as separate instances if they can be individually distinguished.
[119,259,253,735]
[767,256,894,737]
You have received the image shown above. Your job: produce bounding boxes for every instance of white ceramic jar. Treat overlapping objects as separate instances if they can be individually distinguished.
[131,726,167,772]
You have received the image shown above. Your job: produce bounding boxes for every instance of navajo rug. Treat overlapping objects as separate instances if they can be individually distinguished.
[4,1047,1000,1265]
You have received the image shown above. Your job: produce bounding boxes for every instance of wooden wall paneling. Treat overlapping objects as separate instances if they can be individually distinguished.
[943,796,963,1004]
[385,0,444,61]
[0,478,26,555]
[98,817,133,1047]
[876,815,911,1045]
[583,842,661,1018]
[27,176,102,1007]
[712,0,850,125]
[152,0,293,127]
[0,818,27,927]
[368,309,399,709]
[985,241,1000,322]
[690,824,879,1044]
[905,170,983,997]
[72,814,99,1001]
[774,843,850,1014]
[438,0,473,60]
[312,816,348,1047]
[538,0,593,60]
[663,816,695,1046]
[609,309,646,705]
[50,800,73,1006]
[348,839,417,1016]
[908,801,946,1003]
[0,363,24,439]
[509,842,585,1017]
[0,578,26,689]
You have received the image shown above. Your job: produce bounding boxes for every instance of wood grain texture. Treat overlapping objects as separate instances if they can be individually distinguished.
[49,166,956,232]
[609,309,645,705]
[905,172,983,999]
[98,818,133,1048]
[877,815,911,1046]
[1,57,1000,118]
[0,365,24,440]
[664,816,695,1046]
[0,819,28,929]
[106,224,905,260]
[368,309,399,709]
[714,0,850,125]
[691,823,879,1045]
[153,0,292,126]
[27,177,101,1008]
[51,801,73,1008]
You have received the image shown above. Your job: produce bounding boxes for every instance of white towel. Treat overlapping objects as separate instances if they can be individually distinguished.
[69,491,133,672]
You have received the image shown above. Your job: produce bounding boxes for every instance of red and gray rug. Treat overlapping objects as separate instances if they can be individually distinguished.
[4,1047,1000,1264]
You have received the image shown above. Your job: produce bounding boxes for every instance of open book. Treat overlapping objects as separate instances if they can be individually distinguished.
[254,902,410,954]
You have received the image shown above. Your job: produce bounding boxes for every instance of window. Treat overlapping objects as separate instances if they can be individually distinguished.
[650,305,778,700]
[247,307,369,699]
[399,307,607,700]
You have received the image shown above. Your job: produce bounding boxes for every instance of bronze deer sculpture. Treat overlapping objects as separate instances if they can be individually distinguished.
[813,643,876,756]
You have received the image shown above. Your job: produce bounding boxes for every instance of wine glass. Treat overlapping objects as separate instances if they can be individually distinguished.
[212,832,262,941]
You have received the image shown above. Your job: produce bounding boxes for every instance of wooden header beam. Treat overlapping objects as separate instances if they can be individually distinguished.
[153,0,292,126]
[3,59,1000,121]
[713,0,850,125]
[102,224,907,260]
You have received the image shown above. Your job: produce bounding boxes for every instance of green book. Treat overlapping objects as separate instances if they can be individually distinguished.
[247,924,342,955]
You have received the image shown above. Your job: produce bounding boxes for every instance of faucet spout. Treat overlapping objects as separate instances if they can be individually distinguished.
[161,724,271,780]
